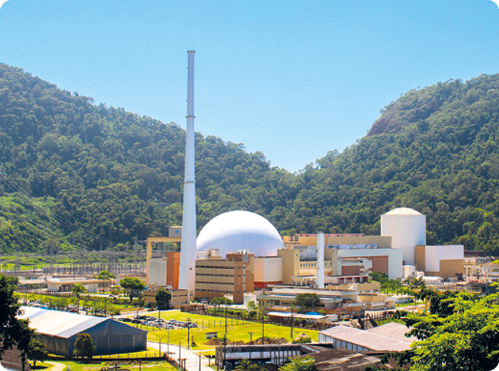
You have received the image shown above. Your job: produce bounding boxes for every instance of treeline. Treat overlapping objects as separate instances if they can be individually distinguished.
[1,63,499,254]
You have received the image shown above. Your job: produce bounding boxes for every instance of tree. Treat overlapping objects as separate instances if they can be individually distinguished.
[71,283,87,298]
[236,358,267,371]
[370,272,389,284]
[0,274,34,363]
[294,293,320,312]
[279,356,315,371]
[155,288,171,310]
[120,277,145,302]
[384,291,499,370]
[96,270,115,293]
[246,301,257,311]
[27,340,47,368]
[73,333,95,360]
[71,283,87,312]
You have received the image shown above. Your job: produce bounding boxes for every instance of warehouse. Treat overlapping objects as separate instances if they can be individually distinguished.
[318,324,415,352]
[19,307,147,357]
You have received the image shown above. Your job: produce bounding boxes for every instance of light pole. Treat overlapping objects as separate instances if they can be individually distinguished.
[159,338,162,355]
[261,314,265,345]
[225,305,228,335]
[249,332,253,361]
[187,318,192,349]
[168,327,170,355]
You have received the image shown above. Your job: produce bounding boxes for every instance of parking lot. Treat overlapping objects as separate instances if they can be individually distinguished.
[120,315,198,329]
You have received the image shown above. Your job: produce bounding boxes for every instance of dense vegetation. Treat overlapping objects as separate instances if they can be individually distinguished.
[1,63,499,254]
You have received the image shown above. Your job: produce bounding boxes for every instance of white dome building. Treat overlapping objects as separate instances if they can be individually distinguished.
[381,207,426,266]
[197,210,284,258]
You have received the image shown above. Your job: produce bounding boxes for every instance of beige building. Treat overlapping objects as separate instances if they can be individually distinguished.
[142,288,189,308]
[253,256,283,288]
[258,287,359,314]
[146,228,182,287]
[278,234,402,282]
[195,252,254,304]
[415,245,464,278]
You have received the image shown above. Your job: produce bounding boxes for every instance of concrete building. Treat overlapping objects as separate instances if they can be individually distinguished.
[253,256,283,288]
[278,234,402,282]
[194,252,254,304]
[46,278,100,293]
[215,343,382,370]
[381,208,426,266]
[146,231,182,287]
[258,287,359,315]
[19,307,147,357]
[415,245,464,278]
[143,288,189,307]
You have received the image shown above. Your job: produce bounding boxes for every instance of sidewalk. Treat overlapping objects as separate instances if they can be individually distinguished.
[147,341,213,371]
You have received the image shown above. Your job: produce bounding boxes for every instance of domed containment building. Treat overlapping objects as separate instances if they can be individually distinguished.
[381,208,426,266]
[197,210,284,257]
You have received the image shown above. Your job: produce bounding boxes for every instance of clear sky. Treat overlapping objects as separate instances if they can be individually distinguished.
[1,0,499,172]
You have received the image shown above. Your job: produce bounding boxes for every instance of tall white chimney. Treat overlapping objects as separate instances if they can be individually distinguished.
[316,233,325,289]
[178,50,197,292]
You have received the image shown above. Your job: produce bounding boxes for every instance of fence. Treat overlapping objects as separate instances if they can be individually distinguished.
[180,304,340,332]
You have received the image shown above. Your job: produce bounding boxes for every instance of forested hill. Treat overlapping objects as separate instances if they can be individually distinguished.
[0,64,295,252]
[1,63,499,254]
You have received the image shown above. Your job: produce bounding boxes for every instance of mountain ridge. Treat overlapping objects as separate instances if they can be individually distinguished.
[1,63,499,254]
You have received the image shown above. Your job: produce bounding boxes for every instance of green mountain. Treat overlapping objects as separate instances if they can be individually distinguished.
[1,63,499,254]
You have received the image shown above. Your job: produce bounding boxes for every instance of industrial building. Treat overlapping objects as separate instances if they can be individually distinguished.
[143,288,190,307]
[415,245,464,278]
[19,307,147,357]
[280,234,402,281]
[195,251,254,303]
[318,323,416,352]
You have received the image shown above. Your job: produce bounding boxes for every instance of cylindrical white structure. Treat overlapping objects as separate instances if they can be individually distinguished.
[381,208,426,266]
[178,50,197,292]
[316,233,325,289]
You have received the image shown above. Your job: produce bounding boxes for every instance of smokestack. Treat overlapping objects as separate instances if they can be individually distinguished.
[178,50,197,292]
[317,232,325,289]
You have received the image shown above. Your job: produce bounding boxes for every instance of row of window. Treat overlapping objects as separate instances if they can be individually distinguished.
[195,281,236,285]
[299,262,334,267]
[196,273,235,277]
[196,289,242,293]
[196,265,244,269]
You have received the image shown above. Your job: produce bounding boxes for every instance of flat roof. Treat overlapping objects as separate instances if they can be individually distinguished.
[319,325,413,351]
[366,323,417,343]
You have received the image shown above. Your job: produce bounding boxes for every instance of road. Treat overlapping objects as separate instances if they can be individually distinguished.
[147,341,213,371]
[46,362,66,371]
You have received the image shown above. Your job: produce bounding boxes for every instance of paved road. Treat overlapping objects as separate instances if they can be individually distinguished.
[46,361,66,371]
[147,341,213,371]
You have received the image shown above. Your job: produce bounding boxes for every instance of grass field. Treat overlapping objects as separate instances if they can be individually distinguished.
[55,360,177,371]
[142,311,319,350]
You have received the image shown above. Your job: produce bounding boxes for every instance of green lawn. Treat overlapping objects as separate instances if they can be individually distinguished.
[144,311,319,350]
[55,360,176,371]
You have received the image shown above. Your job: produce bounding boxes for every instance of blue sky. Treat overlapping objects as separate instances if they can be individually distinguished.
[1,0,499,172]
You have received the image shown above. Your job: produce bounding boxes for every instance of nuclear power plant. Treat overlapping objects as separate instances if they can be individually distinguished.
[144,51,466,310]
